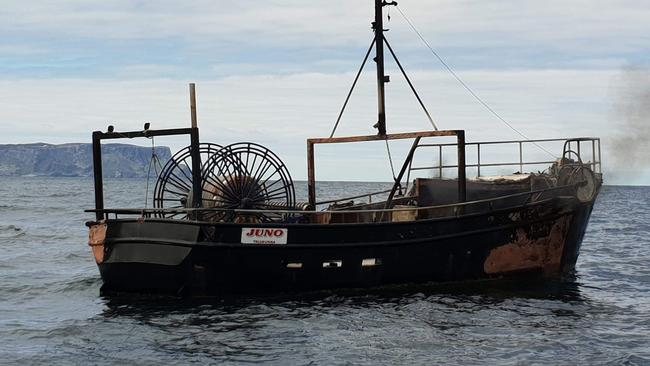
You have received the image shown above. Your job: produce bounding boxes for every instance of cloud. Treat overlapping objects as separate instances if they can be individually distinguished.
[117,64,181,78]
[0,1,647,79]
[0,45,48,56]
[0,1,646,182]
[2,1,646,50]
[0,68,623,181]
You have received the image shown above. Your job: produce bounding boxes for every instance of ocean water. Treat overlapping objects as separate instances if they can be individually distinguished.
[0,177,649,365]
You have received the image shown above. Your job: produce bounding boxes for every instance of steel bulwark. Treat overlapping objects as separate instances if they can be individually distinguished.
[95,195,589,296]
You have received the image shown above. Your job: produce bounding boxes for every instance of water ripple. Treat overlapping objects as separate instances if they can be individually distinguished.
[0,180,649,365]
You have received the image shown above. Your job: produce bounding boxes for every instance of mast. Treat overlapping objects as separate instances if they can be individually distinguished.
[373,0,397,136]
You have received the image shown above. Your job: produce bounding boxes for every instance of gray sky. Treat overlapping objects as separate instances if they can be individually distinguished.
[0,1,648,183]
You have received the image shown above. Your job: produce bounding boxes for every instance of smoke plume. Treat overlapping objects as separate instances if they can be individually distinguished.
[613,67,650,169]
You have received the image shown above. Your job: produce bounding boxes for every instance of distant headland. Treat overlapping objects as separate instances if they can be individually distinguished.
[0,143,171,178]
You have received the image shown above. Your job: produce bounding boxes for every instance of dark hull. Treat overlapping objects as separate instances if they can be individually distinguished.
[94,195,596,297]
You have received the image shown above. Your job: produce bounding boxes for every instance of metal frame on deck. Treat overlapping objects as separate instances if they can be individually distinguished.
[306,130,467,209]
[91,84,202,221]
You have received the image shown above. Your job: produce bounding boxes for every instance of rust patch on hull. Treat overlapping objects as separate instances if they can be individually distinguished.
[484,215,571,275]
[88,222,107,264]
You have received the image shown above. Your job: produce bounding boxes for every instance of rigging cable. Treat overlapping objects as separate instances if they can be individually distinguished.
[384,8,402,196]
[384,138,404,196]
[385,138,398,182]
[384,35,438,131]
[395,5,556,158]
[329,39,376,138]
[144,136,164,209]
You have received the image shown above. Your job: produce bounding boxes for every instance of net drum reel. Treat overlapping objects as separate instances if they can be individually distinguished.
[153,143,222,219]
[200,142,297,223]
[153,142,299,222]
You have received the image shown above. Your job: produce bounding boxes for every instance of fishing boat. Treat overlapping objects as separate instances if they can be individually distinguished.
[86,1,602,296]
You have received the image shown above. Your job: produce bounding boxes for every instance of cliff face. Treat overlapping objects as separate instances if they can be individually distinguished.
[0,143,172,178]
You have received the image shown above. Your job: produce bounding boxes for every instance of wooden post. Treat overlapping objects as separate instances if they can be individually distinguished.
[188,83,202,214]
[189,83,198,128]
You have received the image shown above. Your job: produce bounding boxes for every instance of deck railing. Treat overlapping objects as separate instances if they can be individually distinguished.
[87,182,580,222]
[409,137,601,179]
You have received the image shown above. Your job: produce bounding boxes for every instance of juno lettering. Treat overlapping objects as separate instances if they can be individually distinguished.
[244,228,286,237]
